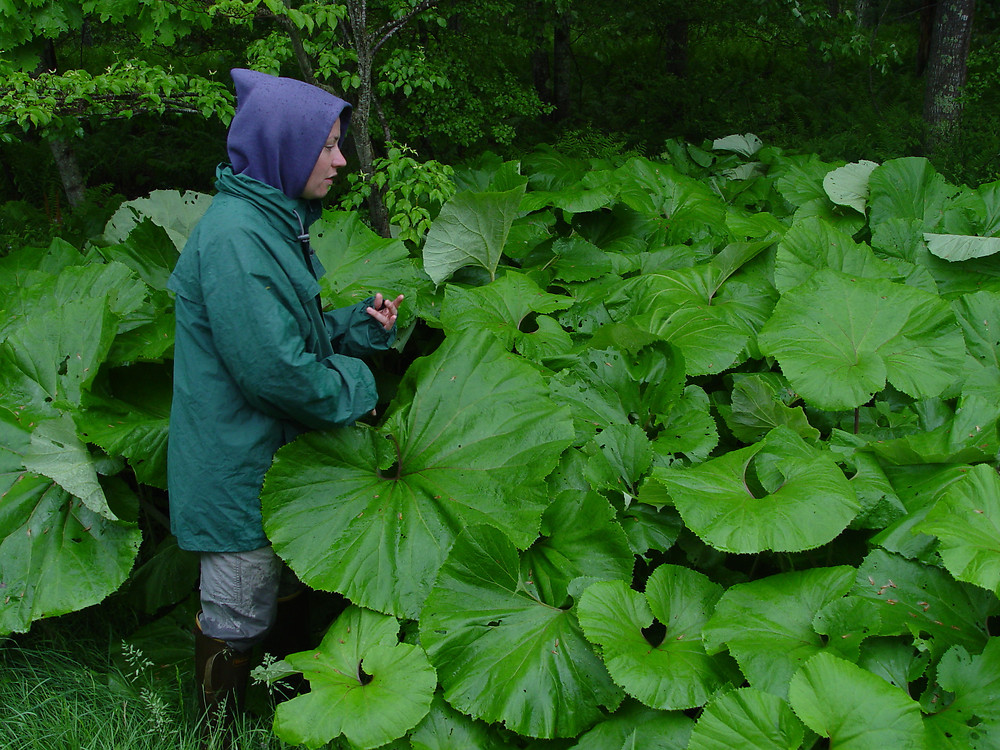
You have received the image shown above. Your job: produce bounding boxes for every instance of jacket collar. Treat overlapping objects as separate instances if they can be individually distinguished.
[214,164,322,238]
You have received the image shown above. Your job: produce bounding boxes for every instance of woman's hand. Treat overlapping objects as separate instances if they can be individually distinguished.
[366,293,405,331]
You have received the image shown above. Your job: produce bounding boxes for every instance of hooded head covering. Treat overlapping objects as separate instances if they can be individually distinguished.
[227,69,352,199]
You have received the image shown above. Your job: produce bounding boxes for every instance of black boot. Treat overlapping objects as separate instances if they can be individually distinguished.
[195,618,251,748]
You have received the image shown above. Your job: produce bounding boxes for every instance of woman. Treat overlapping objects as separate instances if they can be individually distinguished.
[166,68,403,735]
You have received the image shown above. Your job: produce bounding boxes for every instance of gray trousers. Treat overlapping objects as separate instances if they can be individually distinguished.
[199,545,282,651]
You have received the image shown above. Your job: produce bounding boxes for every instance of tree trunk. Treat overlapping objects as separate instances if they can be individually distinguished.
[922,0,975,156]
[552,11,572,120]
[662,19,689,78]
[346,0,391,237]
[48,138,86,208]
[35,40,87,208]
[528,0,551,106]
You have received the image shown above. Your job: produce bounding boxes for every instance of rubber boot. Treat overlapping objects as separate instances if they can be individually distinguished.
[195,617,251,749]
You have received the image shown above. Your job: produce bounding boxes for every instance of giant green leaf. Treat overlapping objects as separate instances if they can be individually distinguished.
[925,233,1000,262]
[601,157,728,244]
[0,294,117,418]
[774,216,902,293]
[853,550,994,658]
[758,268,966,410]
[420,525,622,739]
[868,157,962,233]
[608,264,775,376]
[577,565,740,711]
[0,407,141,635]
[788,652,928,749]
[20,413,116,519]
[440,272,573,360]
[702,566,860,698]
[96,219,180,292]
[651,426,859,554]
[273,606,436,749]
[423,184,526,284]
[571,700,693,750]
[519,490,633,608]
[262,334,574,618]
[312,210,429,318]
[77,362,172,490]
[915,464,1000,594]
[408,692,497,750]
[715,372,819,444]
[924,640,1000,748]
[687,687,806,750]
[102,189,212,251]
[549,344,685,442]
[823,159,879,214]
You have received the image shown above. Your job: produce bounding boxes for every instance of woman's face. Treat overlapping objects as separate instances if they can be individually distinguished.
[300,118,348,200]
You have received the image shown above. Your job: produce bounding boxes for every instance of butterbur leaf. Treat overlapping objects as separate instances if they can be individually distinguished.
[853,550,994,658]
[925,233,1000,262]
[609,265,773,376]
[273,606,436,750]
[0,407,141,635]
[77,362,172,490]
[576,565,740,711]
[97,219,179,291]
[651,426,858,554]
[712,133,763,158]
[550,236,615,282]
[915,464,1000,594]
[774,216,898,293]
[604,158,728,244]
[572,700,693,750]
[867,157,961,232]
[262,334,574,618]
[0,295,117,418]
[519,490,634,608]
[409,692,497,750]
[21,413,115,519]
[687,687,805,750]
[440,272,573,359]
[924,640,1000,748]
[953,291,1000,369]
[857,637,929,692]
[103,189,211,251]
[423,184,526,284]
[312,210,427,315]
[788,652,928,750]
[652,385,719,462]
[823,160,879,214]
[718,372,818,444]
[420,525,622,739]
[758,268,966,410]
[702,566,858,699]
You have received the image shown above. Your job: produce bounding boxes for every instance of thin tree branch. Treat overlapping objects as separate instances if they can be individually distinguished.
[372,0,440,56]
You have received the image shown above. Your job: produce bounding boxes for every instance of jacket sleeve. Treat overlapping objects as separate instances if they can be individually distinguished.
[201,239,377,430]
[324,296,397,357]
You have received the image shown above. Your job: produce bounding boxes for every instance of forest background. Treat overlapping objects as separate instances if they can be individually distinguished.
[1,0,998,242]
[2,1,1000,749]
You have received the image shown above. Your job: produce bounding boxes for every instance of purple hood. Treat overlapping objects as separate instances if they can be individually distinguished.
[227,68,352,199]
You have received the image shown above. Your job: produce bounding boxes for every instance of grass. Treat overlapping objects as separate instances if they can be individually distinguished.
[0,603,300,750]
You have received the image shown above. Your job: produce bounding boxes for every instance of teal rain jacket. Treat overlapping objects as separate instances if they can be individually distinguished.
[167,165,394,552]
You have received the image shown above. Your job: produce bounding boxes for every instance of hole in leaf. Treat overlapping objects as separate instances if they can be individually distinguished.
[641,618,666,648]
[742,459,769,499]
[519,313,539,334]
[487,620,502,627]
[57,355,69,376]
[357,660,373,686]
